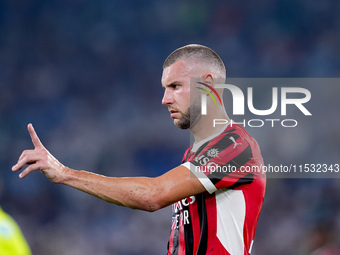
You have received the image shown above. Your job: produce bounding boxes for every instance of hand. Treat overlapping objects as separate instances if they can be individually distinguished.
[12,124,66,183]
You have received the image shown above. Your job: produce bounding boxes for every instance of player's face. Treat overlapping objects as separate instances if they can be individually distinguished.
[162,60,200,129]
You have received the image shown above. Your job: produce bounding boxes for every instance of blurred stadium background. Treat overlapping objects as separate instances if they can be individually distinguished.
[1,0,340,254]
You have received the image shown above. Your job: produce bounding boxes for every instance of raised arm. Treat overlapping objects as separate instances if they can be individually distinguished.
[12,124,205,212]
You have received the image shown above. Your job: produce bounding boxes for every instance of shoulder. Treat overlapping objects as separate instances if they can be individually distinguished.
[209,124,252,152]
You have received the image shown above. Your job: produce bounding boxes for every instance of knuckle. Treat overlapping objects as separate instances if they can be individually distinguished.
[19,155,28,164]
[20,149,33,161]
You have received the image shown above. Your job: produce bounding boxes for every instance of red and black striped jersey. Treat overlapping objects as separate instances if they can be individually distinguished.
[167,124,266,255]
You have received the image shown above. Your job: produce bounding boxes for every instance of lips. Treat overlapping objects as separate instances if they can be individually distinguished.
[169,109,180,118]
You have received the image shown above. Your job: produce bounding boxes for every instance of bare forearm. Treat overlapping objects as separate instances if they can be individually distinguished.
[13,124,206,212]
[61,167,163,211]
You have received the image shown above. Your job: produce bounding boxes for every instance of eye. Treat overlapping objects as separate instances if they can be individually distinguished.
[170,84,180,89]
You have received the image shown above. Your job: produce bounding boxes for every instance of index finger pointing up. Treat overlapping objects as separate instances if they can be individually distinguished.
[28,123,44,148]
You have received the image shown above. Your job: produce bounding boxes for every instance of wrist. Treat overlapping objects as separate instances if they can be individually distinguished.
[57,165,73,184]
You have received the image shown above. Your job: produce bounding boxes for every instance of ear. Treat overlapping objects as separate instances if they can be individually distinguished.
[202,73,224,98]
[202,74,214,87]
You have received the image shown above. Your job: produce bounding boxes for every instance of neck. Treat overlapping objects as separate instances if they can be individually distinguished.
[190,107,229,144]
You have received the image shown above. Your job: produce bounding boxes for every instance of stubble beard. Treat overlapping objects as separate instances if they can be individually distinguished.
[175,101,201,130]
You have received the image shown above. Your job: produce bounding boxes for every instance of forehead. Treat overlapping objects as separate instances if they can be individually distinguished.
[161,60,191,86]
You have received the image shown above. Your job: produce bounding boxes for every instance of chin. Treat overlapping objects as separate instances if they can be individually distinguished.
[174,119,190,130]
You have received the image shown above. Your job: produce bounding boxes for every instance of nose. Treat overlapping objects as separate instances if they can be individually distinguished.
[162,89,174,106]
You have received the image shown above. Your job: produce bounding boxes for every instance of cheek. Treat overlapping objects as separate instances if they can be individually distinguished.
[177,88,191,107]
[191,93,202,107]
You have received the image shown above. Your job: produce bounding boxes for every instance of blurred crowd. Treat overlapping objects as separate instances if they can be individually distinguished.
[0,0,340,254]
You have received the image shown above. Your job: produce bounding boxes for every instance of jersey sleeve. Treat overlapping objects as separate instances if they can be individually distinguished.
[182,131,261,194]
